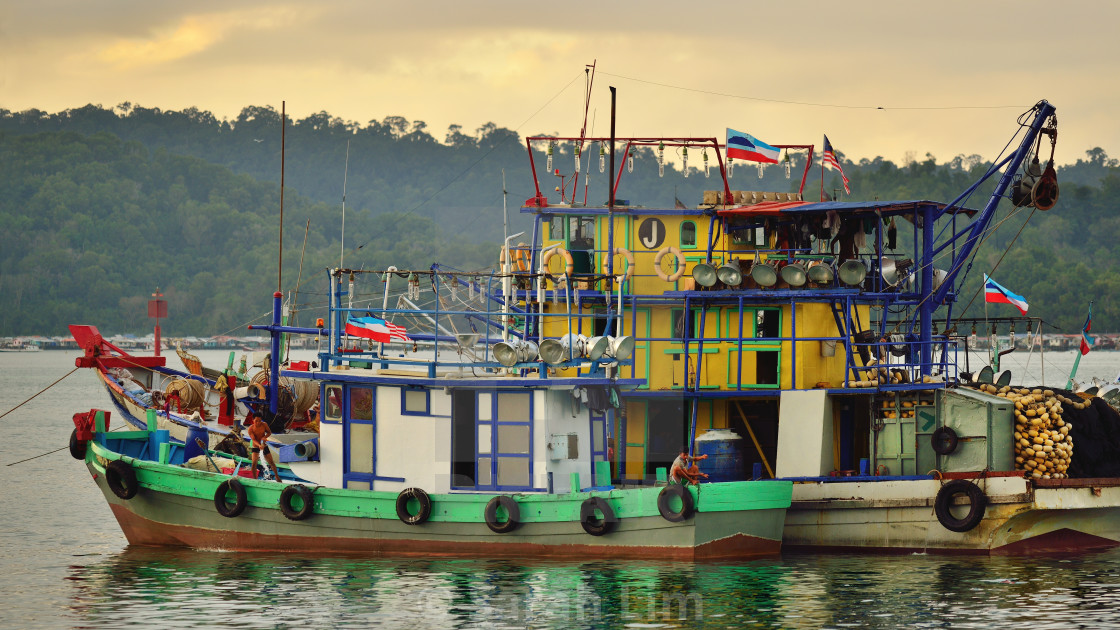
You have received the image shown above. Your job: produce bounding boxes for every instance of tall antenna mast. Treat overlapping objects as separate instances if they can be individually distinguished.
[278,101,286,293]
[341,139,350,268]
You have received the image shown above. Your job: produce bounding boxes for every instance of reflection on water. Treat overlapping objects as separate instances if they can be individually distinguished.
[64,548,1120,629]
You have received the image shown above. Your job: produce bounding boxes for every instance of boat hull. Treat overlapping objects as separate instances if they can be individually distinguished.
[85,444,789,561]
[783,476,1120,554]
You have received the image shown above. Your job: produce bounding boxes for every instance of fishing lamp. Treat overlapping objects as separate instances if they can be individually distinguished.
[493,339,539,367]
[703,149,711,178]
[727,155,734,178]
[605,336,636,362]
[682,146,689,178]
[599,142,606,173]
[716,260,743,286]
[692,262,718,287]
[539,334,587,365]
[781,262,808,287]
[546,141,554,172]
[584,336,610,361]
[838,260,867,287]
[807,261,835,284]
[751,261,779,287]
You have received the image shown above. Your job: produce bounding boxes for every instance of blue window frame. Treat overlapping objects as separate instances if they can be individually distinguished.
[401,386,429,416]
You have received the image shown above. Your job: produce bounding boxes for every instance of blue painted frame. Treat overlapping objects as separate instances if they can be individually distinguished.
[342,384,406,487]
[400,385,430,416]
[474,390,537,492]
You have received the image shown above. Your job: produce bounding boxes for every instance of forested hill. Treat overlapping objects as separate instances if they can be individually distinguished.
[1,104,1119,335]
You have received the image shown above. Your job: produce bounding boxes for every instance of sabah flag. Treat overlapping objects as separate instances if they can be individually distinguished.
[983,274,1028,315]
[345,316,411,342]
[1080,304,1093,355]
[726,129,780,164]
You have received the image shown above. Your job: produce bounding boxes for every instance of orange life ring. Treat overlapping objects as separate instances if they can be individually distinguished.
[653,246,686,282]
[499,244,530,273]
[541,247,574,280]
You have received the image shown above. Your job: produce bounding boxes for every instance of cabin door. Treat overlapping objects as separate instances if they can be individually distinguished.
[451,390,534,491]
[342,385,376,490]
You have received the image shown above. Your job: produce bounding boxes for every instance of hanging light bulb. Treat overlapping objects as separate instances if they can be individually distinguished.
[546,141,554,172]
[727,155,734,179]
[682,146,689,178]
[657,141,665,177]
[703,148,710,178]
[574,143,581,172]
[1009,323,1016,347]
[783,150,792,179]
[599,142,606,173]
[1026,326,1034,348]
[757,163,765,179]
[627,152,634,173]
[970,323,977,346]
[451,281,458,301]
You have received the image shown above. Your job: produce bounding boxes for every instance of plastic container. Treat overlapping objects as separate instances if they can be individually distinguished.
[183,426,208,462]
[695,429,747,482]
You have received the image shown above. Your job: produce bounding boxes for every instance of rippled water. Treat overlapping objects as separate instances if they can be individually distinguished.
[6,350,1120,629]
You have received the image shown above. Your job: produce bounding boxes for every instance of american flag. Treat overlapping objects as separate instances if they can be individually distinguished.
[823,135,851,195]
[345,316,412,342]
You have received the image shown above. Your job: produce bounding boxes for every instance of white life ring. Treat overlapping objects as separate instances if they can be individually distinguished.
[653,246,686,282]
[541,247,574,280]
[611,247,635,282]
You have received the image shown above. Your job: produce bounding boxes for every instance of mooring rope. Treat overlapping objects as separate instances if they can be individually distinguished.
[0,366,79,420]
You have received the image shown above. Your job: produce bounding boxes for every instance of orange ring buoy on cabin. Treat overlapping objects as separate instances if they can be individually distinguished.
[499,243,530,273]
[541,246,574,281]
[653,246,686,282]
[611,247,635,282]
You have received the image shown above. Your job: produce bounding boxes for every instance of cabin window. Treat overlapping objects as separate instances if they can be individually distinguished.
[671,309,696,341]
[680,221,697,248]
[547,215,563,241]
[350,387,373,421]
[401,387,429,415]
[349,423,374,474]
[323,384,343,423]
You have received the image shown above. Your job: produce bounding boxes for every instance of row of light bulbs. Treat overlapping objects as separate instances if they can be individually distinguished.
[492,333,635,368]
[545,141,798,179]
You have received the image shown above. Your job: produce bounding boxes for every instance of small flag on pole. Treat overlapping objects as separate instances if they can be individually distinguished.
[983,274,1029,315]
[726,129,780,164]
[822,135,851,195]
[674,196,687,209]
[1080,303,1093,355]
[345,316,412,342]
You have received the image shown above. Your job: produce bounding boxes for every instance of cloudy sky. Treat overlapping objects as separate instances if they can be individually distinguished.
[2,0,1114,165]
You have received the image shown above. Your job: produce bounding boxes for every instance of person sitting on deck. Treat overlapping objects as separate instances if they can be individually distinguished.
[670,451,708,485]
[247,414,280,480]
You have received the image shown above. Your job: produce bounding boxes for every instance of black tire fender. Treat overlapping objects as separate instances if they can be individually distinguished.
[396,487,432,525]
[580,496,617,536]
[215,478,248,518]
[931,426,960,456]
[106,459,138,500]
[657,484,695,522]
[279,484,315,521]
[934,479,987,532]
[484,495,521,534]
[69,428,87,460]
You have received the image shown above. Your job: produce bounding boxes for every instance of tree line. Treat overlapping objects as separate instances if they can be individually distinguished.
[0,104,1116,335]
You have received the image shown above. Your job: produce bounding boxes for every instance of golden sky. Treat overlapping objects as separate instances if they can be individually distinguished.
[2,0,1114,165]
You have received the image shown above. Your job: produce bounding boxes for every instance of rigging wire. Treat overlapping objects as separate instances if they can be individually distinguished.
[598,71,1030,111]
[350,71,586,255]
